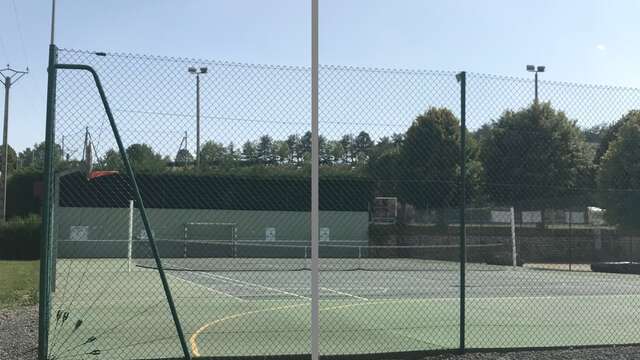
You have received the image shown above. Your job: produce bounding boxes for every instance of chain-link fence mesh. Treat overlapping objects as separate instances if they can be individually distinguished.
[43,47,640,359]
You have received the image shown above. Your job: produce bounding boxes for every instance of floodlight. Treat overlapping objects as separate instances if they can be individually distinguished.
[200,67,208,74]
[537,66,545,72]
[526,65,535,72]
[188,67,197,73]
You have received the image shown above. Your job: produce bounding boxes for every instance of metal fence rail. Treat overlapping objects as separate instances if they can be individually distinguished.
[39,46,640,360]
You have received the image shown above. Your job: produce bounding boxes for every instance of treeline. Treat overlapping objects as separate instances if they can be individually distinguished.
[97,131,402,173]
[7,103,640,229]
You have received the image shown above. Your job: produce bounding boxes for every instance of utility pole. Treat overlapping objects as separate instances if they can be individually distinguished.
[0,65,28,222]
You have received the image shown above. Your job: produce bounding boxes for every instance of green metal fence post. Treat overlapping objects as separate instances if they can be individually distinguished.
[456,71,467,353]
[38,43,58,360]
[54,63,192,360]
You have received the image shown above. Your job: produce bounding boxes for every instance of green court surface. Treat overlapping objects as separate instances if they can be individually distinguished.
[48,259,640,359]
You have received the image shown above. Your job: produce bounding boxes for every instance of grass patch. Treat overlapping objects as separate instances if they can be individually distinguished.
[0,260,39,309]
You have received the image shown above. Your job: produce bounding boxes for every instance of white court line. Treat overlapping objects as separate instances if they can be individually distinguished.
[196,272,311,301]
[279,287,389,292]
[321,287,369,301]
[165,271,246,303]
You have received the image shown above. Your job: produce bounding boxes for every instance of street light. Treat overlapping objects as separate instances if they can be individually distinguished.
[188,66,208,169]
[526,65,545,104]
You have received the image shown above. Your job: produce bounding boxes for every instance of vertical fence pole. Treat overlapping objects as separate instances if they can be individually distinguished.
[569,210,573,271]
[511,206,517,269]
[310,0,320,359]
[38,43,57,360]
[456,71,467,353]
[128,199,133,272]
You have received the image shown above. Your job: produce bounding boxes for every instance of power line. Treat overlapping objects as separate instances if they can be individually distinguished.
[10,0,29,65]
[0,32,8,64]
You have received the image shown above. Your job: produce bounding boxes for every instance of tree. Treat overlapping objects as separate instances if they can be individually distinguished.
[126,143,166,173]
[399,107,480,226]
[301,131,312,162]
[175,149,194,166]
[340,134,355,164]
[597,121,640,230]
[480,103,592,207]
[200,141,227,168]
[18,142,62,169]
[391,133,404,147]
[226,143,238,163]
[256,135,274,164]
[319,135,332,165]
[274,140,289,165]
[0,145,17,172]
[285,134,301,164]
[102,149,122,170]
[354,131,374,164]
[328,140,345,165]
[595,111,640,165]
[583,124,608,144]
[242,141,258,164]
[370,136,399,161]
[367,147,404,209]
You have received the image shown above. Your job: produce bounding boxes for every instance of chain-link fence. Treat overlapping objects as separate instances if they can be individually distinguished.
[40,47,640,359]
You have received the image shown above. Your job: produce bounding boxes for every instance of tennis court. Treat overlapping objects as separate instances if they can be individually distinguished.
[48,243,640,359]
[41,47,640,360]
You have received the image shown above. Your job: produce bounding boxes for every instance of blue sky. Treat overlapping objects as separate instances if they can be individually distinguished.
[4,0,640,152]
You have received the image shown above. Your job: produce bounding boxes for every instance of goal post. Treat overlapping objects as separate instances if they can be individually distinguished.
[373,197,398,223]
[183,222,238,256]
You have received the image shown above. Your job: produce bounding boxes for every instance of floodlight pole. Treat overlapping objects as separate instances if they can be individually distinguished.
[188,67,207,170]
[196,73,200,169]
[526,65,545,105]
[534,72,539,104]
[0,67,28,222]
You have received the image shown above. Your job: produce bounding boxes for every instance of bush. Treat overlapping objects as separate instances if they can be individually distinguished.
[6,169,43,219]
[0,215,41,260]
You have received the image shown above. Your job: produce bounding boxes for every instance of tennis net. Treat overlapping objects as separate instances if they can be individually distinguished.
[126,239,509,272]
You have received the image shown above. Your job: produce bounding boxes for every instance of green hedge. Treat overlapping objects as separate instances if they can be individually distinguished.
[6,169,43,219]
[0,215,41,260]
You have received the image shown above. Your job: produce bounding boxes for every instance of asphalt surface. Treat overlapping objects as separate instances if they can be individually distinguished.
[426,346,640,360]
[0,306,38,360]
[4,305,640,360]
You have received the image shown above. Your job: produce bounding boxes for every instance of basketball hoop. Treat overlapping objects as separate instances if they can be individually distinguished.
[87,170,119,180]
[83,140,120,180]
